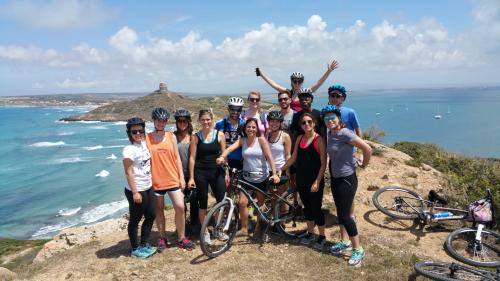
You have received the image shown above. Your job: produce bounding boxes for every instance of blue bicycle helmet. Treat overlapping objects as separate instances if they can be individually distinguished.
[321,104,341,118]
[151,107,170,120]
[126,117,145,130]
[328,84,347,99]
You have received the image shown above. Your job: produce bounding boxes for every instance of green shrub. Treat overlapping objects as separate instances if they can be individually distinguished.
[392,141,500,227]
[363,125,386,143]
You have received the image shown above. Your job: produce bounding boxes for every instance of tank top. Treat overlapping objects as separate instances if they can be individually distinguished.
[295,134,321,187]
[268,131,285,170]
[290,99,302,112]
[195,129,220,170]
[146,132,181,190]
[176,137,190,176]
[242,137,269,183]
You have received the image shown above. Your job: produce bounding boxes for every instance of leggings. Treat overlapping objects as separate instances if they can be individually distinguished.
[124,188,156,249]
[184,177,199,225]
[331,173,358,237]
[297,179,325,226]
[194,167,226,209]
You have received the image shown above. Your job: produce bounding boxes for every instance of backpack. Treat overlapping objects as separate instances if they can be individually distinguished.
[467,198,493,223]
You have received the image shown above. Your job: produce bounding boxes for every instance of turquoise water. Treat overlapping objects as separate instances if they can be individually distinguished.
[1,87,499,239]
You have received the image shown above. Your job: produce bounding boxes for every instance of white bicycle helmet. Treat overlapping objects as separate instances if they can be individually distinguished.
[290,72,304,81]
[227,97,244,107]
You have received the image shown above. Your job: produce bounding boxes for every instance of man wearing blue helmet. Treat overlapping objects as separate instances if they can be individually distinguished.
[327,84,361,137]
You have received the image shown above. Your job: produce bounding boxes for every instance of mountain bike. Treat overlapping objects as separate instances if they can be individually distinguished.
[199,168,302,258]
[372,186,499,267]
[415,260,500,281]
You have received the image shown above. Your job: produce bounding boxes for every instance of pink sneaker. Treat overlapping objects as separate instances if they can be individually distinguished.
[157,238,168,252]
[177,238,195,251]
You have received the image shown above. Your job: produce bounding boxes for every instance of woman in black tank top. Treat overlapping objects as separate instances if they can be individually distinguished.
[281,113,327,249]
[188,109,227,245]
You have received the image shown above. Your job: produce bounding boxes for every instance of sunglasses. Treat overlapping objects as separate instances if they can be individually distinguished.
[323,115,337,122]
[301,120,314,126]
[130,129,145,135]
[278,97,289,102]
[328,92,343,98]
[248,98,260,103]
[292,80,303,84]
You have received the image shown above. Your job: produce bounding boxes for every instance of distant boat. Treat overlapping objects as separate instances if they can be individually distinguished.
[446,106,451,114]
[389,105,394,112]
[434,105,442,119]
[375,112,382,116]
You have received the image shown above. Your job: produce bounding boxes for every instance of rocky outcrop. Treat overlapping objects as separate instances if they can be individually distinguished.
[0,267,17,280]
[33,217,128,263]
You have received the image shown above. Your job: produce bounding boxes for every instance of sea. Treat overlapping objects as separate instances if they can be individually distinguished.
[1,86,499,239]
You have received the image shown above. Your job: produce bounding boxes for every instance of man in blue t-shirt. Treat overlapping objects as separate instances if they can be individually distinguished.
[215,97,245,170]
[327,84,362,137]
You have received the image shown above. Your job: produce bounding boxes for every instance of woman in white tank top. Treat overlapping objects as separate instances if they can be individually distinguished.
[216,118,280,238]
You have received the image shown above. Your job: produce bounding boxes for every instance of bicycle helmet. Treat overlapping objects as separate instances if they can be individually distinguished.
[151,107,170,120]
[328,84,347,99]
[267,110,284,122]
[227,97,244,107]
[297,88,313,99]
[290,72,304,81]
[321,104,341,118]
[174,108,191,120]
[126,117,145,130]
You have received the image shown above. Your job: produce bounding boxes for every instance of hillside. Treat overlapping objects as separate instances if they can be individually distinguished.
[1,141,474,281]
[60,84,274,122]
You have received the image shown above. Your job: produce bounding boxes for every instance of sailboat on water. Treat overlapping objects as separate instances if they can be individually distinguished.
[446,106,451,114]
[434,105,442,119]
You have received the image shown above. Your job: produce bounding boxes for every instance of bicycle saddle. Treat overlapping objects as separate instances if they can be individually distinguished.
[428,190,448,205]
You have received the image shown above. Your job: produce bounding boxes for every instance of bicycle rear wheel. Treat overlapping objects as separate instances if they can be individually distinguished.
[200,200,239,258]
[274,189,303,239]
[445,227,500,268]
[372,186,425,220]
[414,260,496,281]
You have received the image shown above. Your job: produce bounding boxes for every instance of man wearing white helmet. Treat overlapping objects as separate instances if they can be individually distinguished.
[215,97,245,170]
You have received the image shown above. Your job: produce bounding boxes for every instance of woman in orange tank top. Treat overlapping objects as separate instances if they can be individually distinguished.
[147,107,194,251]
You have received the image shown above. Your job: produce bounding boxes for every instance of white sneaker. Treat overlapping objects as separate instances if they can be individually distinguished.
[203,230,211,245]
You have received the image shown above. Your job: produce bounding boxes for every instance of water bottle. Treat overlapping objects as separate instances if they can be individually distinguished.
[432,211,453,219]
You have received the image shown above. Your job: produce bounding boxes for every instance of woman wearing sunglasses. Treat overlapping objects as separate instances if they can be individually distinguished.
[122,117,157,258]
[255,60,339,111]
[241,90,268,136]
[173,108,199,235]
[146,107,194,251]
[321,105,371,267]
[281,113,327,250]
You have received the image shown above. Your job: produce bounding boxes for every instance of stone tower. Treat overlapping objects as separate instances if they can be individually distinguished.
[159,83,168,94]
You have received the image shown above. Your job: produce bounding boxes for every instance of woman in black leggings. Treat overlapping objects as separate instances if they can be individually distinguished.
[188,109,227,245]
[122,117,156,258]
[282,112,327,250]
[322,105,371,267]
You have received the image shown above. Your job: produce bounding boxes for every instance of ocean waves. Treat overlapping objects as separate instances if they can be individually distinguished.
[30,141,65,147]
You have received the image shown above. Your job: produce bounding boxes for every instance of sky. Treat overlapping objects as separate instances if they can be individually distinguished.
[1,0,499,96]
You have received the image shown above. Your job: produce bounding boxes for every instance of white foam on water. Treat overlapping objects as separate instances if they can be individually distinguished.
[58,131,75,136]
[58,207,81,216]
[89,126,108,130]
[31,221,78,238]
[111,121,127,126]
[55,120,69,124]
[95,170,110,177]
[77,120,101,124]
[117,138,129,141]
[105,145,125,149]
[49,157,89,164]
[84,145,103,150]
[30,141,65,147]
[81,200,128,224]
[106,154,117,160]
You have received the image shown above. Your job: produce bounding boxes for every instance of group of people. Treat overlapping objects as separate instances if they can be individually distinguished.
[121,60,373,267]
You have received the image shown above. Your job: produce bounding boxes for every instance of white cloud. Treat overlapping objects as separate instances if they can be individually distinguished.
[0,0,116,29]
[1,10,500,95]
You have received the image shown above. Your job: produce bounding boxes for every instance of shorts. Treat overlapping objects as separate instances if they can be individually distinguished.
[154,187,180,196]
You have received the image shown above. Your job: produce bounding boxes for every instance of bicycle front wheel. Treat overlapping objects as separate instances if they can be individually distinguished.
[200,200,239,258]
[445,227,500,268]
[372,186,425,220]
[414,260,496,281]
[274,189,304,239]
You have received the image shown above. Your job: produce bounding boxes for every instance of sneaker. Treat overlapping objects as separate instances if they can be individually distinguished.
[313,237,327,251]
[157,238,167,252]
[131,246,151,258]
[143,243,157,256]
[203,230,211,245]
[299,232,315,245]
[348,248,365,267]
[297,231,309,239]
[214,231,229,241]
[330,240,352,255]
[177,238,195,251]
